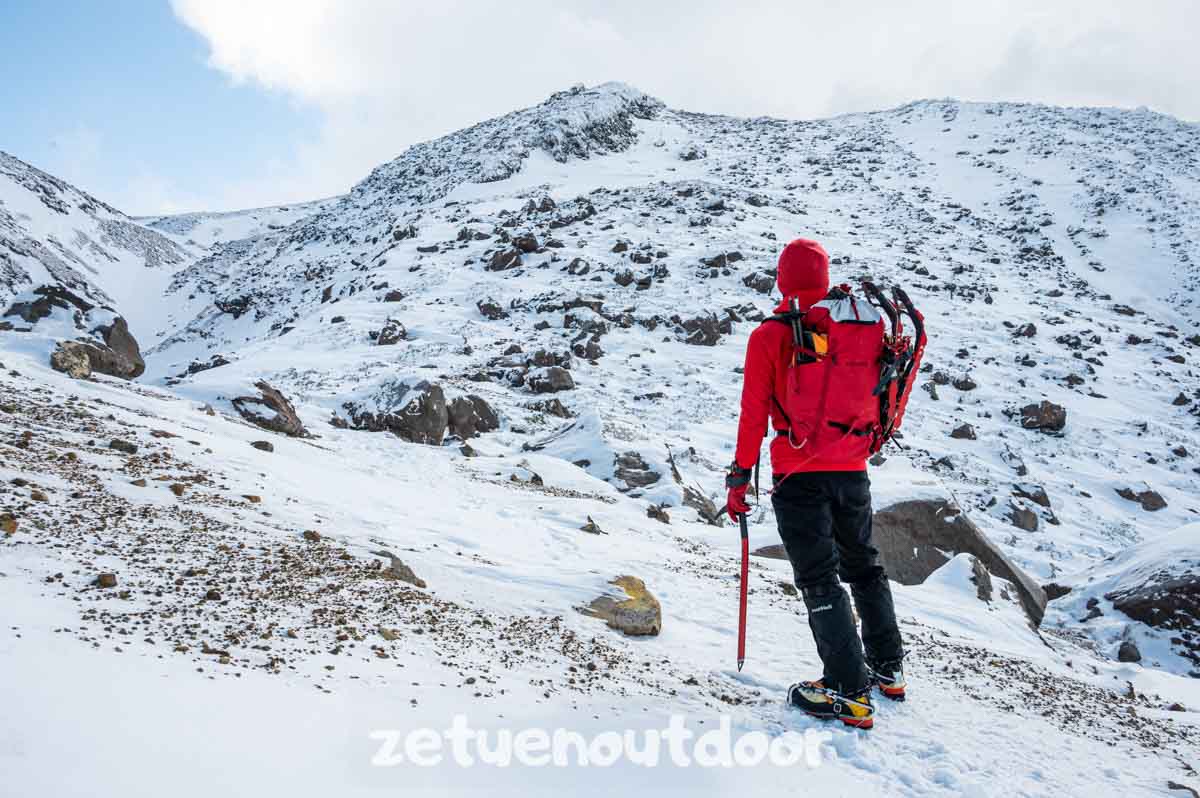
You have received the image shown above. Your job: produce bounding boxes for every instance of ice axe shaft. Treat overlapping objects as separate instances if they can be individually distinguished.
[737,512,749,672]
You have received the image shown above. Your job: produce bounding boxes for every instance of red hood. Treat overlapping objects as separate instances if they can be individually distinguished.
[776,238,829,308]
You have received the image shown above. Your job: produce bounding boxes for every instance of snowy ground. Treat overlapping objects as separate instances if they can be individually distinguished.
[3,84,1199,795]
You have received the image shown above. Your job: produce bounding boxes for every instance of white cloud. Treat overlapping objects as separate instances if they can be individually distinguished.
[170,0,1200,210]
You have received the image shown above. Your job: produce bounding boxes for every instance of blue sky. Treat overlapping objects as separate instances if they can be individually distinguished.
[2,1,1196,216]
[0,0,321,214]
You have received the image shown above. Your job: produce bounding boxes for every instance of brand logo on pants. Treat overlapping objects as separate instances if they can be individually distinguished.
[810,603,833,613]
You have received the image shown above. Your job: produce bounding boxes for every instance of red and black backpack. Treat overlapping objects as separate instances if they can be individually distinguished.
[766,281,927,472]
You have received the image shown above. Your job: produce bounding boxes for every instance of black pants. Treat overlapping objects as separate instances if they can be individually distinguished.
[772,471,904,694]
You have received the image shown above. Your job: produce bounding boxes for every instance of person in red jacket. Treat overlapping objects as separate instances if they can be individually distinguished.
[726,238,905,729]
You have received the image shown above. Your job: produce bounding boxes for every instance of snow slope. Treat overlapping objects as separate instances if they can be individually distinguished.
[0,151,190,340]
[2,83,1199,795]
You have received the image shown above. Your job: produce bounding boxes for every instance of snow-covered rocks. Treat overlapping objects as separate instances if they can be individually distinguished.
[1018,400,1067,432]
[341,380,448,445]
[231,381,309,437]
[1047,523,1200,676]
[873,498,1048,625]
[446,394,499,440]
[527,365,574,393]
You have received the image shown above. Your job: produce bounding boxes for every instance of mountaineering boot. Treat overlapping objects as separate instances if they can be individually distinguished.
[869,658,907,702]
[787,680,875,729]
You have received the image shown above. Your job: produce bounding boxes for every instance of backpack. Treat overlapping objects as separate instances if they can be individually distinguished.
[765,281,926,472]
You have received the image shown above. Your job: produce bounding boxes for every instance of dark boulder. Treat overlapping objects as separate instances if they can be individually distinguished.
[1013,484,1052,508]
[343,381,448,445]
[1019,401,1066,433]
[873,499,1048,625]
[613,451,660,490]
[231,381,309,437]
[682,485,723,526]
[512,234,540,254]
[1115,487,1167,512]
[447,395,499,439]
[950,423,977,440]
[752,544,788,560]
[1117,641,1142,663]
[50,329,144,381]
[4,284,94,324]
[676,313,732,346]
[374,318,407,345]
[486,248,522,271]
[528,398,572,418]
[528,366,575,394]
[92,317,144,378]
[477,299,508,320]
[1007,501,1039,532]
[742,271,775,294]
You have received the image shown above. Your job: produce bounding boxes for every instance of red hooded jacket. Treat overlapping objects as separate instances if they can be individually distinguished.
[734,239,867,475]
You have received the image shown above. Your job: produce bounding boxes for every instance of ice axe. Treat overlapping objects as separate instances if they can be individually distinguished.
[737,511,749,672]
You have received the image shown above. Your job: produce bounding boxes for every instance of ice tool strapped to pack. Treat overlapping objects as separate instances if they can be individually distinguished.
[765,281,926,482]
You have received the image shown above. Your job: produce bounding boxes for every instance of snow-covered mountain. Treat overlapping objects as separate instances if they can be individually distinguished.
[2,83,1198,796]
[0,151,189,338]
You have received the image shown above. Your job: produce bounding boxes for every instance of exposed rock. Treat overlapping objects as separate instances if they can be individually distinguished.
[93,317,145,378]
[232,381,309,437]
[96,573,117,589]
[580,516,606,535]
[375,319,407,345]
[512,233,540,253]
[373,549,427,588]
[1115,487,1167,512]
[49,341,92,379]
[742,271,775,294]
[4,284,94,323]
[487,248,523,271]
[447,395,500,439]
[647,504,670,524]
[250,440,274,453]
[677,313,732,346]
[1117,641,1142,663]
[752,544,788,560]
[528,398,572,418]
[1,513,17,535]
[1097,525,1200,670]
[873,499,1048,625]
[950,422,977,440]
[108,439,138,455]
[1012,323,1037,338]
[614,451,660,489]
[952,375,977,391]
[528,366,575,394]
[1019,401,1067,433]
[970,556,994,602]
[682,485,724,526]
[1042,582,1072,601]
[580,576,662,636]
[1013,483,1052,508]
[344,381,448,445]
[1008,501,1039,532]
[302,530,322,543]
[477,298,508,320]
